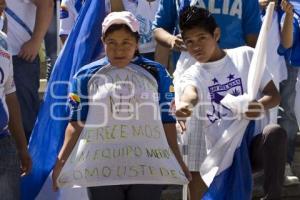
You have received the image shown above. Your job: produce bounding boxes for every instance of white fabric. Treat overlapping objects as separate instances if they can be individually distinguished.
[264,11,287,124]
[200,3,275,186]
[57,64,188,188]
[0,32,16,126]
[5,0,36,55]
[123,0,159,54]
[179,47,271,149]
[174,51,206,171]
[59,0,111,36]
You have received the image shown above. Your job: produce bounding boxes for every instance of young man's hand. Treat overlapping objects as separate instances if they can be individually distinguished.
[244,100,264,119]
[19,149,32,176]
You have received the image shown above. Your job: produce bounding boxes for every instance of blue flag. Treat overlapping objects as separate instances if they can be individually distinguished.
[21,1,105,199]
[202,121,255,200]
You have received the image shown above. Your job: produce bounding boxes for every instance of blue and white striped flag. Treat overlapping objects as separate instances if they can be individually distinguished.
[21,1,106,199]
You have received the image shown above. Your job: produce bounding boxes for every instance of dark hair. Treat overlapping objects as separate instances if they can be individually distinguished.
[103,23,140,42]
[103,24,140,56]
[179,6,218,36]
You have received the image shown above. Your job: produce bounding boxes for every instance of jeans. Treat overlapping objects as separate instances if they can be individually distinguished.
[13,56,40,140]
[278,62,299,164]
[0,136,20,200]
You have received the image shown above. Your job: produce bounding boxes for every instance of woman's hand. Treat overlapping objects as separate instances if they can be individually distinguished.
[52,159,65,192]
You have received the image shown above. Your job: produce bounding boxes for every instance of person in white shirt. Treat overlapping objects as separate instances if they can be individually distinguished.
[59,0,123,44]
[0,2,32,199]
[5,0,54,140]
[175,6,287,200]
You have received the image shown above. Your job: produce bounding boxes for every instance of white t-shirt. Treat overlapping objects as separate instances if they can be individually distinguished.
[59,0,111,36]
[5,0,36,55]
[178,46,272,149]
[0,32,16,132]
[122,0,159,54]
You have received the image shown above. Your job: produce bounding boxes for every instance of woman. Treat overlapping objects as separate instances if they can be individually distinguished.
[52,11,190,200]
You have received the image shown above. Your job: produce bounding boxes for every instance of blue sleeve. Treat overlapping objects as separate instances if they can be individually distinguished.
[152,0,178,34]
[242,0,261,35]
[157,66,176,124]
[68,72,89,122]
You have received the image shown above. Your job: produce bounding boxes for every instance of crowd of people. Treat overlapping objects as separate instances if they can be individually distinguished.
[0,0,299,200]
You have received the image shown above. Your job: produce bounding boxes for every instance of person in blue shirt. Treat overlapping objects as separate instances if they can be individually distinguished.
[277,0,300,186]
[152,0,262,66]
[52,11,190,200]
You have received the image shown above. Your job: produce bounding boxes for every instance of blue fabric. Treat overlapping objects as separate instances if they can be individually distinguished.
[277,1,300,67]
[20,1,105,199]
[69,56,176,123]
[132,56,176,123]
[203,121,255,200]
[153,0,261,49]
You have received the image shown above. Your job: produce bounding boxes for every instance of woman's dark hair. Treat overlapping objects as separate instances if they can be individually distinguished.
[103,23,140,56]
[179,6,218,36]
[103,23,140,42]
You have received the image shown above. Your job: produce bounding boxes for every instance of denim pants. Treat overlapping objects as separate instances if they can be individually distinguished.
[278,62,299,164]
[0,136,20,200]
[13,56,40,140]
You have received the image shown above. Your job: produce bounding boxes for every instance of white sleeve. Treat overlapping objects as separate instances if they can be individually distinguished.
[177,65,201,95]
[59,0,77,36]
[4,56,16,95]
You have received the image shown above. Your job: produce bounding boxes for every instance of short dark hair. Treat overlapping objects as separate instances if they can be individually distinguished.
[179,6,218,36]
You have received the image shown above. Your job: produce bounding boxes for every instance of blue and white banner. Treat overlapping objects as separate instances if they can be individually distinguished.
[21,1,105,199]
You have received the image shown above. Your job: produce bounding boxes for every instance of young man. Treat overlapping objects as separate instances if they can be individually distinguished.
[175,6,287,200]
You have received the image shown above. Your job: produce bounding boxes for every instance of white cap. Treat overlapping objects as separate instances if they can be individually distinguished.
[102,11,139,35]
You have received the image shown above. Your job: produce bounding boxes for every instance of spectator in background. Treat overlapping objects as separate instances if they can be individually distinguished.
[276,0,300,186]
[5,0,54,140]
[0,2,32,199]
[59,0,123,44]
[152,0,262,67]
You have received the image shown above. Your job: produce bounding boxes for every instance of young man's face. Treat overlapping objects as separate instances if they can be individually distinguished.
[103,28,138,68]
[182,26,220,63]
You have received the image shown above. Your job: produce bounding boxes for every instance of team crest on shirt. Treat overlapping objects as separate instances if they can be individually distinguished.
[68,93,81,111]
[207,74,244,123]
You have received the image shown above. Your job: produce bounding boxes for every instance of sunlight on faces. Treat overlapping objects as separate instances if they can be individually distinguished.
[182,26,221,63]
[103,28,138,68]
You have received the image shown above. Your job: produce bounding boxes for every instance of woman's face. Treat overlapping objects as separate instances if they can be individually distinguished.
[103,28,138,68]
[182,26,221,63]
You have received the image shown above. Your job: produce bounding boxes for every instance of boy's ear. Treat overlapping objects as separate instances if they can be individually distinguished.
[214,27,221,42]
[101,36,105,43]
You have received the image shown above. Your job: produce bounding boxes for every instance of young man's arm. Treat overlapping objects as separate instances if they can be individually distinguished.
[6,92,32,176]
[52,121,84,191]
[18,0,54,62]
[245,80,281,118]
[280,0,294,49]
